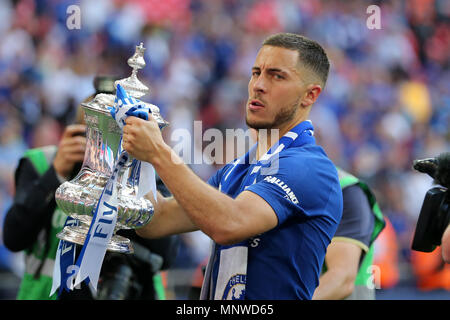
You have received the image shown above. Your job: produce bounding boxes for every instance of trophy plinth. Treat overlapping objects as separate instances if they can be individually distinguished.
[55,43,167,253]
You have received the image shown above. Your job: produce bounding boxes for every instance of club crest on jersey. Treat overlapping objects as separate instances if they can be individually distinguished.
[222,274,246,300]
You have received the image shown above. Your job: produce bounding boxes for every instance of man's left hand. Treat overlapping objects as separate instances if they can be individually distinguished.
[122,115,166,163]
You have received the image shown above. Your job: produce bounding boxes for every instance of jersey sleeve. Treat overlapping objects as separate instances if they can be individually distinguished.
[332,185,374,252]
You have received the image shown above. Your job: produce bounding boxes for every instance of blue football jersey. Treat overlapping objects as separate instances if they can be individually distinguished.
[207,121,343,299]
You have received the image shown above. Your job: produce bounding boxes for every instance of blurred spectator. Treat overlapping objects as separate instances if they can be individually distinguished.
[410,248,450,291]
[373,217,400,290]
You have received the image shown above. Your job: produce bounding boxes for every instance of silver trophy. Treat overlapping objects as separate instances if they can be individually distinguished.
[55,43,168,253]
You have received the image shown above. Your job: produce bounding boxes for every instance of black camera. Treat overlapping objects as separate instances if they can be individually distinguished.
[94,175,178,300]
[96,240,163,300]
[94,75,117,95]
[411,152,450,252]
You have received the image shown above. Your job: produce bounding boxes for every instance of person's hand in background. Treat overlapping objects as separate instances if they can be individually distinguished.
[53,124,86,179]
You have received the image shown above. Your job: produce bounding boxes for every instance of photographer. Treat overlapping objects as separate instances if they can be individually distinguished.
[3,106,89,299]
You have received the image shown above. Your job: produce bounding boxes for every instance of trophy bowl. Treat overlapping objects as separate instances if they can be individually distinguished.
[55,43,167,253]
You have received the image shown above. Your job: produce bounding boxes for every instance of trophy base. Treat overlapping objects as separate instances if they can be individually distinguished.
[57,225,134,254]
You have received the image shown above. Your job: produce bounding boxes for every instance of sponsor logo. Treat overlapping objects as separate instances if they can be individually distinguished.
[263,176,299,204]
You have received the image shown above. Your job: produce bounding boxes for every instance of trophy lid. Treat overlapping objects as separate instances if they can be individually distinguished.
[114,42,149,99]
[81,42,168,130]
[81,43,149,113]
[81,93,115,113]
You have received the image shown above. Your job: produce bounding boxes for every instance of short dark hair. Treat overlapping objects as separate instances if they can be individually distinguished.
[262,33,330,87]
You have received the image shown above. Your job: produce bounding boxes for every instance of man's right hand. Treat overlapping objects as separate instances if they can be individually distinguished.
[53,124,87,179]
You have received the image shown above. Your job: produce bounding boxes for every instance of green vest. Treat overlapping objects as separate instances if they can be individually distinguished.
[337,169,385,287]
[16,146,167,300]
[17,146,63,300]
[322,168,385,299]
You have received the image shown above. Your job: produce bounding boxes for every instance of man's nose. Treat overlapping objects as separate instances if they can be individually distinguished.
[252,75,267,94]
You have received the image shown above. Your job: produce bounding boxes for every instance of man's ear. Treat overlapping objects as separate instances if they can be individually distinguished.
[300,84,322,108]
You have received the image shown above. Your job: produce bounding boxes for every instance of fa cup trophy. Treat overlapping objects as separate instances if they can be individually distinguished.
[55,43,167,254]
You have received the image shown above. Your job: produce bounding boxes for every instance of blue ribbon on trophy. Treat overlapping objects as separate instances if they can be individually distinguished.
[50,216,79,296]
[110,84,158,200]
[72,151,127,291]
[51,84,158,294]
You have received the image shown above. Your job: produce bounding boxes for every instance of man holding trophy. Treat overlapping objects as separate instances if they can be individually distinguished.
[123,33,343,300]
[6,32,341,300]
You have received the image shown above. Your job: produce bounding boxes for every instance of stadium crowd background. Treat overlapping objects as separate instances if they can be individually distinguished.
[0,0,449,299]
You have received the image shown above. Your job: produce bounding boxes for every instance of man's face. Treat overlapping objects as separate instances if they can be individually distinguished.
[246,45,306,131]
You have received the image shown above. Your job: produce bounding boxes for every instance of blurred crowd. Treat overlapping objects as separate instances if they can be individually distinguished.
[0,0,449,299]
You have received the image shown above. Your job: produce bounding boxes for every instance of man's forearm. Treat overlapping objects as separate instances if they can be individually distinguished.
[123,117,277,244]
[312,270,354,300]
[137,192,198,239]
[150,144,243,244]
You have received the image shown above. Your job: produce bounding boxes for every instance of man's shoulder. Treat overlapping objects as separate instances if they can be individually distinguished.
[215,161,237,176]
[208,161,238,187]
[277,144,336,174]
[281,143,329,160]
[258,145,341,197]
